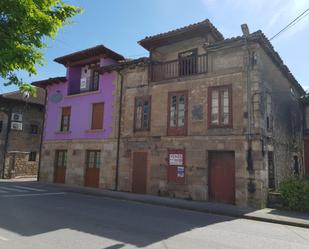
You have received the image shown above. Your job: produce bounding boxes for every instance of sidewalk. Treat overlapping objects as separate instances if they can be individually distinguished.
[36,181,309,229]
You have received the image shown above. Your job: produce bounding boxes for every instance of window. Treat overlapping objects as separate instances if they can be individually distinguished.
[29,152,37,161]
[90,70,99,91]
[168,91,188,136]
[30,124,38,134]
[91,103,104,130]
[55,150,67,167]
[266,93,273,131]
[208,86,232,127]
[134,96,151,131]
[60,107,71,132]
[179,49,197,77]
[86,150,101,168]
[305,107,309,131]
[293,156,299,176]
[268,152,275,189]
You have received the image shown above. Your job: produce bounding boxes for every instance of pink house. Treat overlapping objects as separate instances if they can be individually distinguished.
[33,45,124,188]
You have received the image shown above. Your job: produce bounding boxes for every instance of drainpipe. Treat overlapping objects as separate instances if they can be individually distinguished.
[37,88,47,182]
[241,24,254,173]
[1,104,12,179]
[114,70,124,191]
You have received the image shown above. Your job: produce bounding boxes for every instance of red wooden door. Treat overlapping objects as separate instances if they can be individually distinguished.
[304,140,309,175]
[208,151,235,204]
[85,168,100,188]
[132,152,148,194]
[54,167,66,184]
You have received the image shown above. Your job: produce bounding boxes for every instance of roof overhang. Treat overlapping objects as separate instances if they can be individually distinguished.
[54,45,125,66]
[31,77,67,88]
[138,19,224,51]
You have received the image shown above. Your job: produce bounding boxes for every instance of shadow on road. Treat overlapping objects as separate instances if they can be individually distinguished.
[0,181,235,248]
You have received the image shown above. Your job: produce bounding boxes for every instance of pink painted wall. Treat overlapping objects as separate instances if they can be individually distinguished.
[44,71,116,141]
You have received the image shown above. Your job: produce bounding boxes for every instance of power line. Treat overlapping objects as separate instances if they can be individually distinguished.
[270,7,309,41]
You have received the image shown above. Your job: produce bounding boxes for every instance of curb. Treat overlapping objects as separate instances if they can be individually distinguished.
[37,182,309,229]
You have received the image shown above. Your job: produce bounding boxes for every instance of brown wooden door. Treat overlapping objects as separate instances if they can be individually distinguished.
[54,167,66,184]
[54,150,67,184]
[85,150,101,188]
[208,151,235,204]
[132,152,148,194]
[85,168,100,188]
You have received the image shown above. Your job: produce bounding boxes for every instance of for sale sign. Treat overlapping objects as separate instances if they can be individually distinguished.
[169,153,183,166]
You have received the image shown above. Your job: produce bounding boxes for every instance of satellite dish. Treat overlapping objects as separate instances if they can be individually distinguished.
[22,91,30,99]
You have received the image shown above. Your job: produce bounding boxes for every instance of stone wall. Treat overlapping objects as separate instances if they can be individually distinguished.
[4,152,38,178]
[40,139,117,189]
[0,101,44,179]
[116,41,273,208]
[258,46,304,186]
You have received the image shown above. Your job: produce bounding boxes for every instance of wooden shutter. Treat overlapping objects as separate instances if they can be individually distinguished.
[91,103,104,130]
[62,107,71,116]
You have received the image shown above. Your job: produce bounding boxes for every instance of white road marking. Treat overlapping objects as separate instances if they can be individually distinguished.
[0,186,28,193]
[0,236,8,241]
[1,192,66,198]
[12,185,46,192]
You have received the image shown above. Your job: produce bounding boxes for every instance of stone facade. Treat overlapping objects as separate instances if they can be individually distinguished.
[112,23,305,208]
[36,20,305,208]
[40,139,117,189]
[0,90,45,178]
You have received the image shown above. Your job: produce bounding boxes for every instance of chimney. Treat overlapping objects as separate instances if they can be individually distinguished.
[241,24,250,36]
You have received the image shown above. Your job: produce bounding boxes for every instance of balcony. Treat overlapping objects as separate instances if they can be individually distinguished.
[149,53,208,82]
[68,76,99,95]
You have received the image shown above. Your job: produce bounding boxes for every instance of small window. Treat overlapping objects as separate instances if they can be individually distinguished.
[266,93,273,131]
[30,124,39,134]
[208,86,232,127]
[91,103,104,130]
[134,96,151,131]
[86,150,101,168]
[305,107,309,131]
[168,91,188,136]
[29,152,37,162]
[0,121,2,133]
[55,150,67,167]
[60,107,71,132]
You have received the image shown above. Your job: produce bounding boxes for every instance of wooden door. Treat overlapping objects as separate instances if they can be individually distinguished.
[85,150,100,188]
[54,167,66,184]
[208,151,235,204]
[54,150,67,184]
[85,168,100,188]
[132,152,148,194]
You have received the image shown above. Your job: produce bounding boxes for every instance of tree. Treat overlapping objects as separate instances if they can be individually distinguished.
[0,0,81,96]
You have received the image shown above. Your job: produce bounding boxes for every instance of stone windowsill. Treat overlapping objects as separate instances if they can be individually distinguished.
[85,129,105,133]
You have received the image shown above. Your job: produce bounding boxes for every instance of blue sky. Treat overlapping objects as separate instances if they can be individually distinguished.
[1,0,309,93]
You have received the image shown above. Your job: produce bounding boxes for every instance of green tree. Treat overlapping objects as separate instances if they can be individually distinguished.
[0,0,81,96]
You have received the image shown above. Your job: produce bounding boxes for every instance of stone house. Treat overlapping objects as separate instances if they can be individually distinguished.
[32,45,124,189]
[35,20,305,208]
[98,20,305,208]
[0,89,45,178]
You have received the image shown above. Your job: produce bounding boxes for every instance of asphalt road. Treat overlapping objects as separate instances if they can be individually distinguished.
[0,180,309,249]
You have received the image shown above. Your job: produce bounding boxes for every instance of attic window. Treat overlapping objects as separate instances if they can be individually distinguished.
[290,87,296,98]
